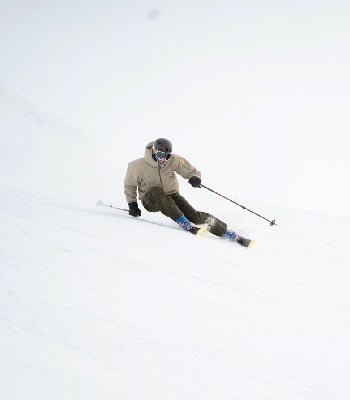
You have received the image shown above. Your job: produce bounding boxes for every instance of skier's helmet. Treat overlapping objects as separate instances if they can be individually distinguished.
[153,138,172,163]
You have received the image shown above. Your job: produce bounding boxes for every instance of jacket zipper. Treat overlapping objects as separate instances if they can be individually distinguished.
[157,165,164,189]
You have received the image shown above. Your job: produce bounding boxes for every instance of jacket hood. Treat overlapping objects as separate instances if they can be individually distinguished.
[144,141,157,167]
[145,141,154,151]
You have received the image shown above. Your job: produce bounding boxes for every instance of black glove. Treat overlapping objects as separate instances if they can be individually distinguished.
[188,176,201,188]
[128,202,141,217]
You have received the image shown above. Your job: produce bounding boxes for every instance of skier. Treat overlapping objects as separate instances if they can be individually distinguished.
[124,138,251,247]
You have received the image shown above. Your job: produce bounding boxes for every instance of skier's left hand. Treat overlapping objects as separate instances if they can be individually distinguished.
[128,202,141,217]
[188,176,201,188]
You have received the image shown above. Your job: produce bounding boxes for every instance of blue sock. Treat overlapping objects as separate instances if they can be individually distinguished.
[223,230,238,241]
[175,215,193,231]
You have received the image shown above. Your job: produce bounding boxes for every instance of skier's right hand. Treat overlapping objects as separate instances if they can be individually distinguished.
[128,202,141,217]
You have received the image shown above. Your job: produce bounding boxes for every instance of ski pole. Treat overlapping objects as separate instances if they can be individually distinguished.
[96,200,128,212]
[200,184,277,226]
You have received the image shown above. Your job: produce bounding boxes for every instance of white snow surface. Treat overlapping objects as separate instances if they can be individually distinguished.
[1,91,350,399]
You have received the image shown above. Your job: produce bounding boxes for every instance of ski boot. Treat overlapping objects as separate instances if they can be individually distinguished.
[236,236,253,248]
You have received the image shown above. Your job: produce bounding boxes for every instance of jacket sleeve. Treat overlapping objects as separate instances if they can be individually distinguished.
[124,162,138,203]
[174,155,201,180]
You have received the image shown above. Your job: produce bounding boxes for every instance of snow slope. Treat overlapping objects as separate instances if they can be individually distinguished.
[1,92,350,399]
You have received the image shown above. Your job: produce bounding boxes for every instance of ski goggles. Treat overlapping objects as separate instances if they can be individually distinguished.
[153,147,170,162]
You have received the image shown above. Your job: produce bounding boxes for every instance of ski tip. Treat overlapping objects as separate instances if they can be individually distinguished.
[96,200,104,206]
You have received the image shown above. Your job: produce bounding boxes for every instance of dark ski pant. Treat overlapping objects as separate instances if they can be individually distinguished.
[142,187,227,237]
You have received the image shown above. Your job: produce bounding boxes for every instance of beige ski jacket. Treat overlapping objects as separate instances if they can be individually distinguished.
[124,141,201,203]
